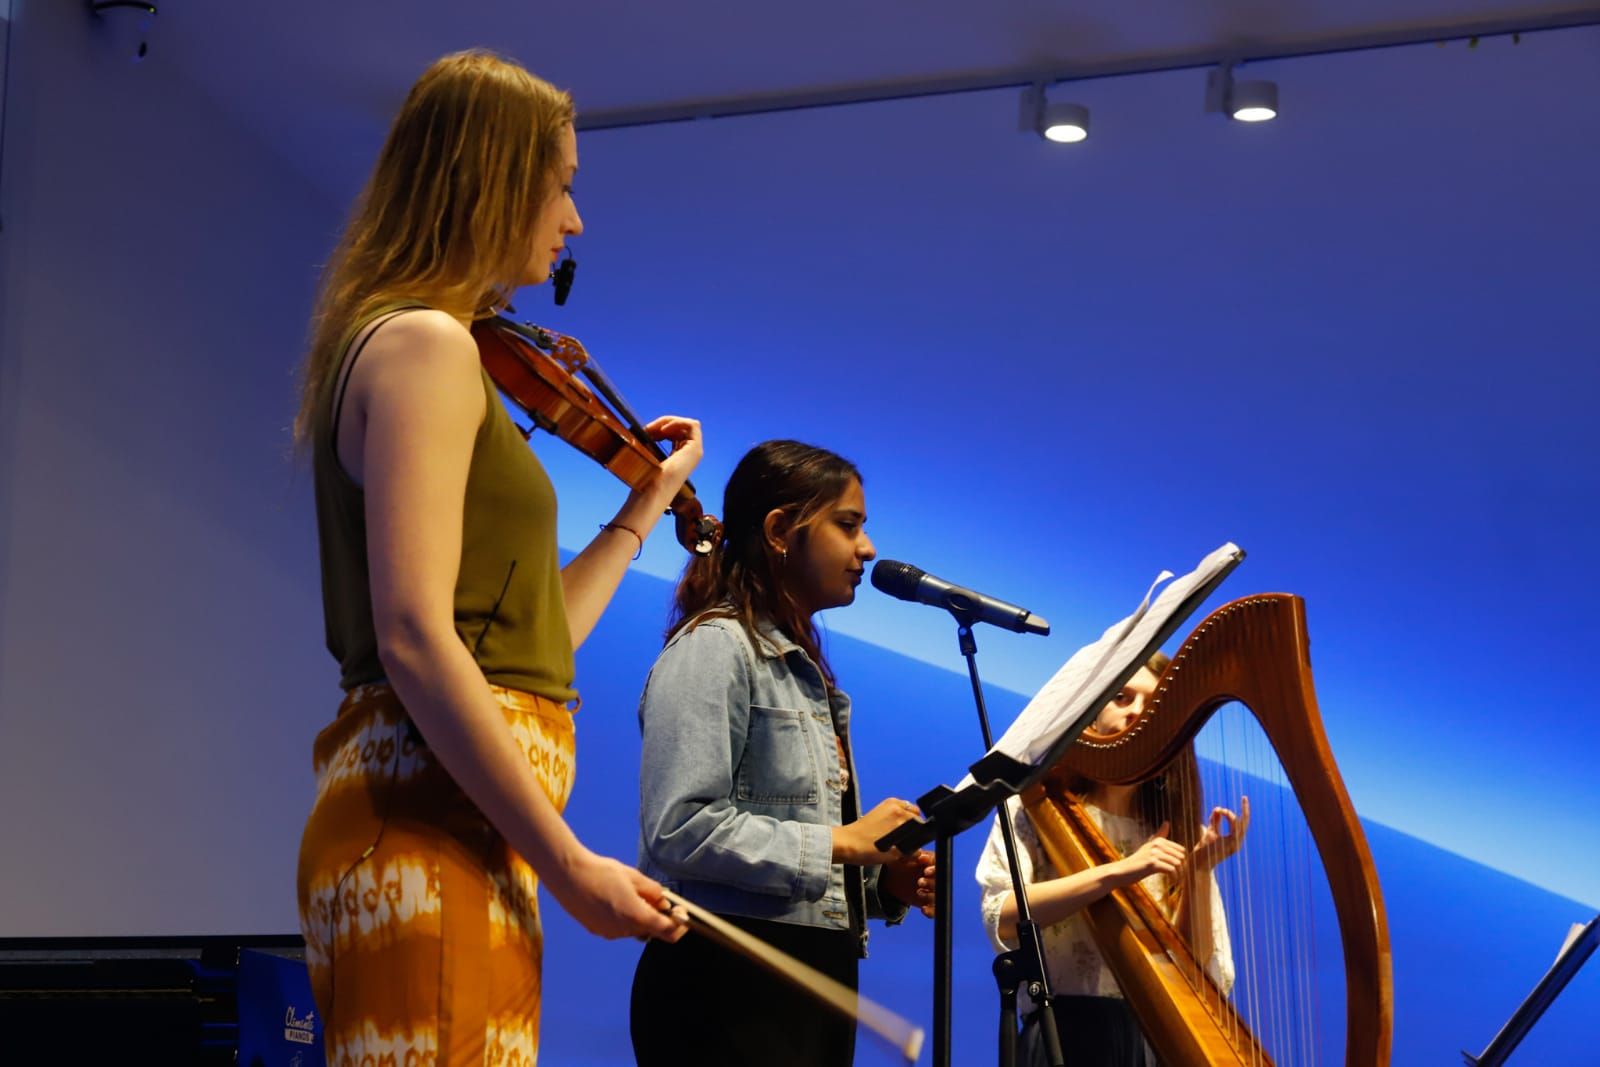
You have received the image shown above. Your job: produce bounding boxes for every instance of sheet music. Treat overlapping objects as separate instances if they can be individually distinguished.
[1555,918,1595,964]
[1464,914,1598,1066]
[957,542,1243,790]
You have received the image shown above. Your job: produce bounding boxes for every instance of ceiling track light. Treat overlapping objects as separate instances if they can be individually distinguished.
[1020,83,1090,144]
[1205,63,1279,123]
[88,0,160,62]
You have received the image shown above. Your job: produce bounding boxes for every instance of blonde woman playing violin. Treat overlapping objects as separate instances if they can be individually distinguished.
[292,50,696,1066]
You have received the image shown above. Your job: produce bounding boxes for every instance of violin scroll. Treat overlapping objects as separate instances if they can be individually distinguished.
[674,501,723,557]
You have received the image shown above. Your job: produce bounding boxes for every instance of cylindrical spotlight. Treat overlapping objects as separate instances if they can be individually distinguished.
[1229,79,1278,122]
[1040,101,1090,143]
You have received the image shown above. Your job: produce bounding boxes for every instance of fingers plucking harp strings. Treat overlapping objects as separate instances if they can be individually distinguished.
[655,891,926,1064]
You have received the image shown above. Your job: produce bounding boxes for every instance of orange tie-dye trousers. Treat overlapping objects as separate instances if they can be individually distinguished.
[297,683,576,1067]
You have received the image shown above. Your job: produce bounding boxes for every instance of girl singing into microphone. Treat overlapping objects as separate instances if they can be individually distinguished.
[630,440,934,1067]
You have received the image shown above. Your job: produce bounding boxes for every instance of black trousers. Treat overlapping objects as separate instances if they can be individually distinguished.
[1019,995,1151,1067]
[631,914,860,1067]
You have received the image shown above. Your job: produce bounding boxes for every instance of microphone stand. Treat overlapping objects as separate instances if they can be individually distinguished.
[927,604,1065,1067]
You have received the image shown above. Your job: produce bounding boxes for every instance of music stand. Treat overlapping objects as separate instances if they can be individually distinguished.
[877,544,1244,1067]
[1463,914,1599,1066]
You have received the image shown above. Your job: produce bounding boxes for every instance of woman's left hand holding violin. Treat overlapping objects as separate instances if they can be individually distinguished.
[560,414,703,649]
[632,415,703,508]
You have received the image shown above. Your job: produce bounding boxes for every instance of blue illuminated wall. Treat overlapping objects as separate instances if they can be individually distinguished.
[527,27,1599,1063]
[543,33,1600,909]
[544,566,1593,1062]
[0,3,1595,1063]
[548,566,1596,1064]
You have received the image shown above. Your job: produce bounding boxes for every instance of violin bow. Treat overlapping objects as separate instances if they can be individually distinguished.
[659,890,925,1063]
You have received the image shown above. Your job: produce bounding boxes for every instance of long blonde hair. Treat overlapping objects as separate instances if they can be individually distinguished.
[293,50,574,445]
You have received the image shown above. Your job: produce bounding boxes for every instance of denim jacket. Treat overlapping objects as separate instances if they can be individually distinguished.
[637,613,906,956]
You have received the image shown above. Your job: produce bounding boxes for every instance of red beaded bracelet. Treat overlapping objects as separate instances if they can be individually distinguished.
[600,522,644,560]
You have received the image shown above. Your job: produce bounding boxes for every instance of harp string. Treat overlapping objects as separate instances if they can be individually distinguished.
[1221,716,1254,1059]
[1222,725,1248,1059]
[1160,701,1337,1065]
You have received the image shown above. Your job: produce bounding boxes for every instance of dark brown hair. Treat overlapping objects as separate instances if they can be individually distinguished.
[667,440,862,684]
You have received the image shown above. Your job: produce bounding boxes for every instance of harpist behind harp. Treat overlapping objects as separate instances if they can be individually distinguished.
[977,594,1392,1066]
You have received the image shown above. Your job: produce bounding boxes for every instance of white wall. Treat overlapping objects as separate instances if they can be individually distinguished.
[0,0,337,934]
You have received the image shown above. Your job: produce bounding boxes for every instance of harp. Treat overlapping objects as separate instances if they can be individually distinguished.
[1020,594,1392,1065]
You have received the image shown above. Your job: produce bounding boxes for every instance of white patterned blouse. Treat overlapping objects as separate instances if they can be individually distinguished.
[975,798,1236,1014]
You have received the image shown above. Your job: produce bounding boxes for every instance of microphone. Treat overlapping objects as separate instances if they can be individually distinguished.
[551,252,577,305]
[871,560,1050,636]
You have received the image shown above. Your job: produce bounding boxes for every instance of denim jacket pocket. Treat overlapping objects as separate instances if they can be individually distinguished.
[737,705,821,806]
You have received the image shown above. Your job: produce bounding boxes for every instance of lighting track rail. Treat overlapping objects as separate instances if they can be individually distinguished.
[575,9,1600,132]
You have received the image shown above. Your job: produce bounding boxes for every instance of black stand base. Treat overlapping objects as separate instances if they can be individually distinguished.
[994,922,1065,1067]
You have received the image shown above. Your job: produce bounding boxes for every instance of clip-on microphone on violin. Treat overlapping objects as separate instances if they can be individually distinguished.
[551,249,577,306]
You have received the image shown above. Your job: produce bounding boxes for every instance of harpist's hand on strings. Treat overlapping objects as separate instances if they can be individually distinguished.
[1114,822,1186,886]
[1191,795,1251,873]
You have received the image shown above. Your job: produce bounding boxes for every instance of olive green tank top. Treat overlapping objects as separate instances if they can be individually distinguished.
[312,305,577,702]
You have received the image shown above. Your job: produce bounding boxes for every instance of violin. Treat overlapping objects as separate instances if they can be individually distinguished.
[470,316,722,556]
